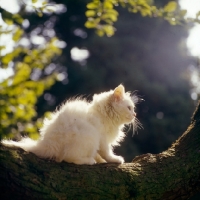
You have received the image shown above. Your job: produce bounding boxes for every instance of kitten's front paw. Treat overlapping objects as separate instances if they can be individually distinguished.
[108,155,124,164]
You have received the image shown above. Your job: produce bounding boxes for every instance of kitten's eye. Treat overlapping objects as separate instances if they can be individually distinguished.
[127,106,132,111]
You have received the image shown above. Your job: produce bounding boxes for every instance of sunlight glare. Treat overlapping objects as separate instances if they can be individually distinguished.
[179,0,200,18]
[30,35,46,45]
[179,0,200,57]
[70,47,90,62]
[0,0,20,13]
[191,92,198,100]
[187,25,200,57]
[0,62,14,83]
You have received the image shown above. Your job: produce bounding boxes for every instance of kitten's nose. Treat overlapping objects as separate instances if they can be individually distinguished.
[133,112,136,117]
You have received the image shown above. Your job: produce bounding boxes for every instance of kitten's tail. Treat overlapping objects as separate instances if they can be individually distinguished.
[2,138,59,161]
[1,138,37,152]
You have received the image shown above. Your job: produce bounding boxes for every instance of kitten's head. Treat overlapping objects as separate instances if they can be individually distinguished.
[111,84,136,124]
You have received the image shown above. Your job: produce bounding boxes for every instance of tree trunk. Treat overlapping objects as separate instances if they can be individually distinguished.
[1,101,200,200]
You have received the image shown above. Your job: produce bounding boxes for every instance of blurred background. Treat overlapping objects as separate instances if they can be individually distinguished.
[0,0,200,162]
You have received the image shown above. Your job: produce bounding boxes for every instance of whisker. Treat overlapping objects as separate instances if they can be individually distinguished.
[124,123,132,133]
[132,117,143,136]
[135,118,143,129]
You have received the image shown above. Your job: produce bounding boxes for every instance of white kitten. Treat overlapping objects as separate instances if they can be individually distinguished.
[2,85,137,165]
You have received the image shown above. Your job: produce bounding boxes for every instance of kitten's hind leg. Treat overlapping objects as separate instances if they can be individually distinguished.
[62,130,99,165]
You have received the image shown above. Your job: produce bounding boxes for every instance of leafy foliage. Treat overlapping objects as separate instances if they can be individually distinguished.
[0,3,62,139]
[85,0,199,36]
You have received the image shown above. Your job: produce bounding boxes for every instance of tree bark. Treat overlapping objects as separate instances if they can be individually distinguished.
[1,101,200,200]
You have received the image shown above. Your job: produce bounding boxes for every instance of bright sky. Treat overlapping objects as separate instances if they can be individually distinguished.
[179,0,200,100]
[0,0,19,13]
[179,0,200,18]
[179,0,200,57]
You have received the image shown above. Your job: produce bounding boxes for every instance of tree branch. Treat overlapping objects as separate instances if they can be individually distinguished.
[1,101,200,200]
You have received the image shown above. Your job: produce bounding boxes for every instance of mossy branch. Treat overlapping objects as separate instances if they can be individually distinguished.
[0,101,200,199]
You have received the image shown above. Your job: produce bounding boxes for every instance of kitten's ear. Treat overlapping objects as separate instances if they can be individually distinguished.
[113,84,125,101]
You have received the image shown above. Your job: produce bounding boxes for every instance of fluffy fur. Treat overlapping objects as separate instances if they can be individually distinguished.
[2,85,137,165]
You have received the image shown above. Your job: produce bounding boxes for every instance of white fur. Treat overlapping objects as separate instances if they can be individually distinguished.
[2,85,136,165]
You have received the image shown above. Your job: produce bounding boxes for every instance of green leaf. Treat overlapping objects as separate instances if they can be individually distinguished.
[32,0,38,3]
[196,11,200,18]
[13,63,31,85]
[35,8,43,17]
[87,2,99,9]
[85,20,97,28]
[12,28,23,42]
[180,10,187,17]
[13,14,24,25]
[1,9,23,25]
[164,1,177,13]
[85,10,96,17]
[102,13,117,22]
[96,29,104,37]
[0,46,6,51]
[107,9,119,16]
[1,53,13,65]
[140,8,152,17]
[24,56,32,63]
[103,25,115,36]
[103,1,113,9]
[128,0,136,7]
[1,10,14,25]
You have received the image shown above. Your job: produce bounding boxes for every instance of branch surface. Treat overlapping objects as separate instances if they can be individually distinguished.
[1,102,200,200]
